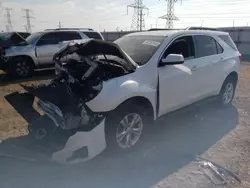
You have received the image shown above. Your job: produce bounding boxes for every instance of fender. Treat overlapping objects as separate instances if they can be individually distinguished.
[86,77,157,119]
[5,45,38,65]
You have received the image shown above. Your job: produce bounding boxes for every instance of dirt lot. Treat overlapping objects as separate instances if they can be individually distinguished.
[0,64,250,188]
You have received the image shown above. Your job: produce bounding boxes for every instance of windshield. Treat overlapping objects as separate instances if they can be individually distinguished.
[114,35,165,65]
[25,32,43,44]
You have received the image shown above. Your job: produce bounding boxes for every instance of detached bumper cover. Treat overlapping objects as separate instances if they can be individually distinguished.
[51,118,107,164]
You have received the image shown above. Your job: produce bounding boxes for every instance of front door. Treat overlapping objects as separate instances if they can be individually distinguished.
[35,32,61,65]
[158,35,199,117]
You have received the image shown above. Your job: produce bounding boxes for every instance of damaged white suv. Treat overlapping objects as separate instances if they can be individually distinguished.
[23,29,240,161]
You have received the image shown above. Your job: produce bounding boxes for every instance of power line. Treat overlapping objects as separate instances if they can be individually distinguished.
[23,8,34,33]
[5,7,12,32]
[127,0,149,31]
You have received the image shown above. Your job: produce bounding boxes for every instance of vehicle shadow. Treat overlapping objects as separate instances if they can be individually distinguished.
[0,93,238,188]
[0,69,54,86]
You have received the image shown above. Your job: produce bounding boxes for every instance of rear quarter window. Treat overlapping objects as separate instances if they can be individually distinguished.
[219,35,238,51]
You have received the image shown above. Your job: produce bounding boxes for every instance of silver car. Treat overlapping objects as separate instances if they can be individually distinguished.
[1,28,104,77]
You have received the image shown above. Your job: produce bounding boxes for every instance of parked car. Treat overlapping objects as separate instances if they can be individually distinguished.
[0,28,104,77]
[0,31,30,57]
[22,28,240,161]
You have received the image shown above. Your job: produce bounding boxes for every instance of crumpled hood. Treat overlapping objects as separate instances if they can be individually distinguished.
[0,32,28,49]
[53,39,137,72]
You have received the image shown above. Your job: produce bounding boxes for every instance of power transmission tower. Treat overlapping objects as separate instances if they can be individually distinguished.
[159,0,181,29]
[5,8,13,32]
[127,0,149,31]
[23,9,34,33]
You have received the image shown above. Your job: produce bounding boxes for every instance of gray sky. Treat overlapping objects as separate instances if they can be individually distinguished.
[0,0,250,32]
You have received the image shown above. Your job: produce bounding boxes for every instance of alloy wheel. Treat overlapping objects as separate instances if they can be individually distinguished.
[222,82,234,104]
[15,61,31,76]
[116,113,143,149]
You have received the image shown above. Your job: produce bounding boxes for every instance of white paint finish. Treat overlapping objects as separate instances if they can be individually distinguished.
[158,62,195,117]
[86,65,158,119]
[51,119,106,164]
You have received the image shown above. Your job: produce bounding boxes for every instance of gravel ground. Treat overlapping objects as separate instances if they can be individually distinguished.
[154,63,250,188]
[0,64,250,188]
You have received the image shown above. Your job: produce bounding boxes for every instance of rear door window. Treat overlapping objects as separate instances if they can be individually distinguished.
[216,42,224,54]
[194,35,220,58]
[37,32,60,45]
[82,32,102,40]
[57,31,82,41]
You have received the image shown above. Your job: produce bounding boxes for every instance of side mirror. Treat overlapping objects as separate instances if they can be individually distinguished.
[159,54,184,67]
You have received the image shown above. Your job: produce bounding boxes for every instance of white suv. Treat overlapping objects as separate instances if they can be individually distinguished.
[93,30,240,148]
[24,28,240,162]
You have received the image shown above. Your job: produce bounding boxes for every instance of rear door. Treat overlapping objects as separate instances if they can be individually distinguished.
[192,35,224,97]
[36,31,81,65]
[36,32,61,65]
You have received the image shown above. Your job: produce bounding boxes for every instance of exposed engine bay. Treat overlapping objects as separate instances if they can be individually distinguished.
[22,39,136,133]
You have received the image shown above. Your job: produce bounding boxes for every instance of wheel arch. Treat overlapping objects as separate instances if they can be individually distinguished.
[226,71,238,83]
[113,96,155,121]
[219,71,238,93]
[9,55,35,69]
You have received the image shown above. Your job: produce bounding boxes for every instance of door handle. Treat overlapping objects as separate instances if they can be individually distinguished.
[191,65,198,71]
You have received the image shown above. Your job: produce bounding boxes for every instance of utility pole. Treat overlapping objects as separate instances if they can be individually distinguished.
[23,9,34,33]
[127,0,149,31]
[159,0,181,29]
[58,21,62,28]
[5,8,13,32]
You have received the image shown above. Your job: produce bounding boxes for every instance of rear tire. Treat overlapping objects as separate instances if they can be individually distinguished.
[218,77,237,105]
[9,57,34,78]
[105,104,148,153]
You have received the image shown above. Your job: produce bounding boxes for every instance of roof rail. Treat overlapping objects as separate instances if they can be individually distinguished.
[148,28,181,31]
[44,28,93,31]
[185,27,217,31]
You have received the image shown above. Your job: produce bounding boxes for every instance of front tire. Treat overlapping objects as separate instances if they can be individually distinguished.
[9,57,34,78]
[105,105,146,152]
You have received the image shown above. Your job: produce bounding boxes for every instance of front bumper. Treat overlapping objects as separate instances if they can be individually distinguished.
[37,100,106,163]
[51,118,106,164]
[35,99,107,163]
